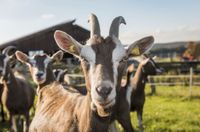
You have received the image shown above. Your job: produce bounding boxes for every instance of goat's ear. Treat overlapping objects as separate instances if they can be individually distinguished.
[51,50,63,62]
[15,51,29,63]
[127,36,154,57]
[54,30,83,57]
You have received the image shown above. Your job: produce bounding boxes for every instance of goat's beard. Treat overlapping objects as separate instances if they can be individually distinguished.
[33,76,46,85]
[91,99,115,117]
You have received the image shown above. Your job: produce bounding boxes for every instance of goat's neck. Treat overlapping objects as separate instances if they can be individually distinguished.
[38,66,56,89]
[131,64,147,90]
[3,66,17,87]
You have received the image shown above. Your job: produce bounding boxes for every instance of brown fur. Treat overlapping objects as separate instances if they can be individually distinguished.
[1,65,35,132]
[17,50,133,132]
[79,36,134,132]
[0,50,35,132]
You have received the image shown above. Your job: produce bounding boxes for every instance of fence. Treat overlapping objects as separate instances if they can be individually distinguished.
[148,67,200,95]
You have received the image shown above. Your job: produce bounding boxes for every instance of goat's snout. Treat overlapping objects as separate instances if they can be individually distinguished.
[36,72,44,79]
[96,87,112,99]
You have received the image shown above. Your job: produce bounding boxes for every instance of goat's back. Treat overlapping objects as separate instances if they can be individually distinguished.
[30,82,83,132]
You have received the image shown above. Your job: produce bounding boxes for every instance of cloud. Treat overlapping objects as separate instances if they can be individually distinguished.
[40,14,55,20]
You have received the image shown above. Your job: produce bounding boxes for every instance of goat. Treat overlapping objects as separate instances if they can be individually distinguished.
[16,14,154,132]
[0,46,35,132]
[0,84,5,122]
[126,55,163,132]
[53,69,88,95]
[53,69,68,84]
[54,14,154,132]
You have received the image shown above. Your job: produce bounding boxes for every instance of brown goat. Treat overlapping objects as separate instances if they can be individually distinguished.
[53,14,154,132]
[16,50,133,132]
[126,55,163,132]
[0,46,35,132]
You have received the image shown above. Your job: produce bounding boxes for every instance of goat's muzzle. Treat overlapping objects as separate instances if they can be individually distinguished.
[96,87,112,100]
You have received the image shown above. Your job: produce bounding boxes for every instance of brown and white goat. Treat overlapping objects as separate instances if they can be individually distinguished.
[54,14,154,132]
[126,55,163,132]
[16,14,154,132]
[0,46,35,132]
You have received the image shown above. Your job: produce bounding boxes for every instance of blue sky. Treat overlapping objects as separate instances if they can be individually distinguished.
[0,0,200,44]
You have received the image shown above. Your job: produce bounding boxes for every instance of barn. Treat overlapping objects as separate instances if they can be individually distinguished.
[0,20,90,63]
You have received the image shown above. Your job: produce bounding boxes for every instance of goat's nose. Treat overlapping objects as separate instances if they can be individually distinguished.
[96,87,112,99]
[36,73,43,78]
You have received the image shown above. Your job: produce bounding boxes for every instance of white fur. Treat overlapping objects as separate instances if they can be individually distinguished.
[82,45,116,108]
[112,36,126,87]
[80,45,96,63]
[126,86,133,107]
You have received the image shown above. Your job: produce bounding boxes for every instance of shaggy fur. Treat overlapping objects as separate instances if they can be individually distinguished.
[0,62,35,132]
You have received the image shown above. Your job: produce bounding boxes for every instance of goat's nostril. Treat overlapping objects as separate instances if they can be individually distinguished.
[96,87,112,99]
[36,73,43,78]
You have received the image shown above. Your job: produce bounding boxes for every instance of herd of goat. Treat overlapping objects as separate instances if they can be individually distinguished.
[0,14,163,132]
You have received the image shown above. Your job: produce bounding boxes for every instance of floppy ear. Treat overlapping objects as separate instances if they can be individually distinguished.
[54,30,83,57]
[127,36,154,57]
[51,50,63,62]
[15,51,29,63]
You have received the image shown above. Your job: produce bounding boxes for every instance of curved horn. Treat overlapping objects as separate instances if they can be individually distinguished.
[109,16,126,38]
[2,46,17,56]
[143,54,149,58]
[88,13,101,37]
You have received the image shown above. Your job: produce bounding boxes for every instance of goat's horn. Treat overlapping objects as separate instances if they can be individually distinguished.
[143,54,149,58]
[2,46,17,56]
[109,16,126,38]
[88,13,101,37]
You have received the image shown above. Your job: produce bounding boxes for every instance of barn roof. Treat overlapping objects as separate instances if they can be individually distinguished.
[0,20,90,56]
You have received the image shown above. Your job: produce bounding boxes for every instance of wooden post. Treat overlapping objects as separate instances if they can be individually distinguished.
[189,67,193,96]
[149,76,156,95]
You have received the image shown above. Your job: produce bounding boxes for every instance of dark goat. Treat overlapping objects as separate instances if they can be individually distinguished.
[126,55,163,132]
[53,69,68,83]
[0,84,5,122]
[53,69,87,95]
[16,13,154,132]
[0,46,35,132]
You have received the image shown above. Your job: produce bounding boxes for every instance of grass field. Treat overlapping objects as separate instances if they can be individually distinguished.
[1,85,200,132]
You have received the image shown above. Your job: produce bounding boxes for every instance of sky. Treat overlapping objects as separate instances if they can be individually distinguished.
[0,0,200,44]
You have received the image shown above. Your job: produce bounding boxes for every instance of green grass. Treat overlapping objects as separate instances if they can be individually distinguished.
[117,85,200,132]
[1,85,200,131]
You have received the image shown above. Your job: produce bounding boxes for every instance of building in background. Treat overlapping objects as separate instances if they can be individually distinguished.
[0,20,90,64]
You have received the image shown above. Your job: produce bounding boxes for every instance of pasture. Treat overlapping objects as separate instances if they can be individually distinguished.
[1,85,200,131]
